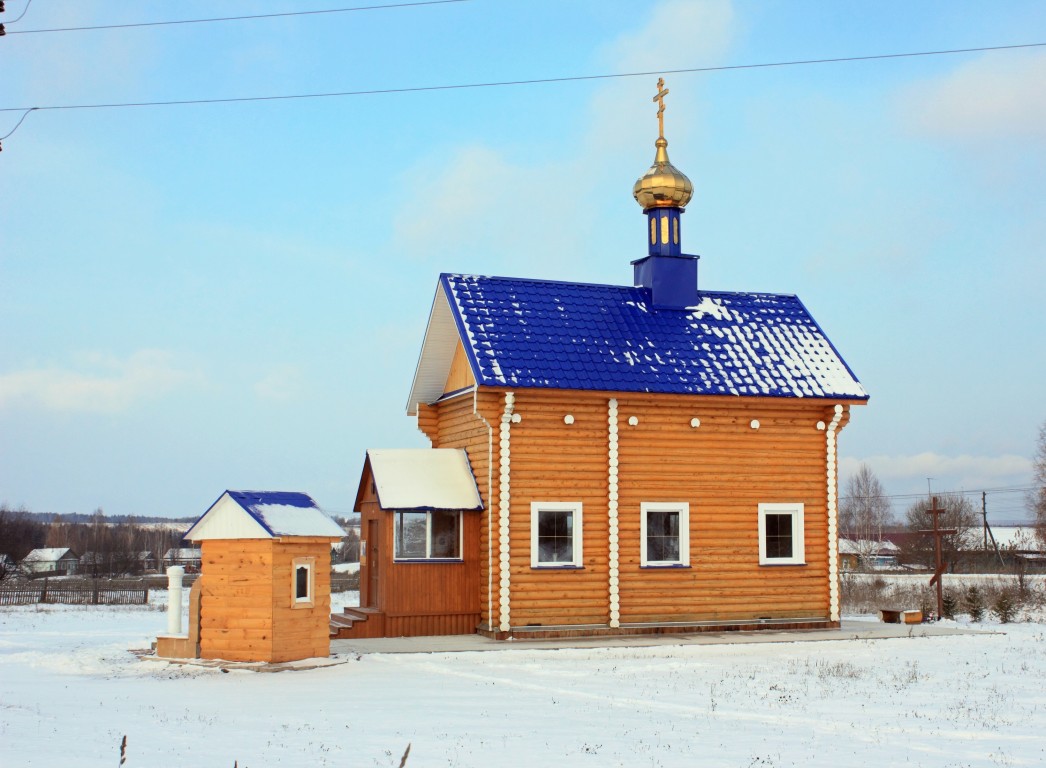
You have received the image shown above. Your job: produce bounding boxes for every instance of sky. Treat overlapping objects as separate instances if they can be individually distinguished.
[1,0,1044,521]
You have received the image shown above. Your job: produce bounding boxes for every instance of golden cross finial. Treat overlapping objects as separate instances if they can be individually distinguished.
[653,77,669,138]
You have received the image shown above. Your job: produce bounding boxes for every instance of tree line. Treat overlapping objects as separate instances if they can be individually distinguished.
[0,506,187,579]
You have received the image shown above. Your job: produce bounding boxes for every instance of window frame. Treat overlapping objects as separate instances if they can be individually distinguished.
[291,556,316,609]
[530,502,584,569]
[392,510,464,562]
[640,502,690,567]
[757,503,806,566]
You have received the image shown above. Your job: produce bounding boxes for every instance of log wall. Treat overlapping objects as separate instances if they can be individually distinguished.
[418,390,497,628]
[461,388,856,630]
[199,538,334,662]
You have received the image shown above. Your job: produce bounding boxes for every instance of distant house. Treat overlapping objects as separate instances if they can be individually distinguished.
[163,548,202,572]
[988,525,1046,566]
[79,551,158,575]
[21,548,79,575]
[838,538,900,570]
[79,552,106,575]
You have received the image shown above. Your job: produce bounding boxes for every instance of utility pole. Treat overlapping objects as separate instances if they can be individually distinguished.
[922,496,957,620]
[982,491,987,550]
[982,490,1005,569]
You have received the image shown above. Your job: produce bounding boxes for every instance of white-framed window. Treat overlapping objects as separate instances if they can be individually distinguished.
[393,510,462,560]
[291,556,316,608]
[640,502,690,567]
[530,502,583,568]
[758,503,806,565]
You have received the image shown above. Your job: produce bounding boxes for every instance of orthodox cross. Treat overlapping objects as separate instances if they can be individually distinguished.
[653,77,669,138]
[920,496,957,620]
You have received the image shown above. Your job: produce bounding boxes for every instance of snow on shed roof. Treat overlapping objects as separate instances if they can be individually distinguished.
[185,491,345,541]
[408,274,867,414]
[22,548,76,563]
[364,449,483,512]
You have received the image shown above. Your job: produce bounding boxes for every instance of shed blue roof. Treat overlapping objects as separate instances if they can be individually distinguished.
[184,490,344,540]
[227,490,316,537]
[440,273,867,401]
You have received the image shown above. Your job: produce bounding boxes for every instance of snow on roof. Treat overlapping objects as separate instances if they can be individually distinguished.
[163,548,201,559]
[838,539,900,555]
[22,548,75,563]
[184,491,345,541]
[366,449,483,511]
[990,526,1043,551]
[407,274,867,413]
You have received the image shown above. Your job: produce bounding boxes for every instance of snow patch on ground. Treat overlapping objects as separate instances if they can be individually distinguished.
[2,600,1045,767]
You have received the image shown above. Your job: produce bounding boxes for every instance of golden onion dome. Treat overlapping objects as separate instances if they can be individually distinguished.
[633,136,693,210]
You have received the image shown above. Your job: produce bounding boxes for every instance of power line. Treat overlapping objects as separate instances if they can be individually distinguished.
[2,0,468,35]
[840,485,1035,503]
[2,41,1044,114]
[3,0,35,25]
[0,107,35,150]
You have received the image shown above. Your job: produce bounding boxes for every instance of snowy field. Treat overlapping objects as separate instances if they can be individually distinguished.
[2,592,1045,767]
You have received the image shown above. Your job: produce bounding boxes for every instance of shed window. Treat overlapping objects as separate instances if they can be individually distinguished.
[641,502,690,567]
[291,557,316,608]
[531,502,583,568]
[393,511,462,560]
[758,503,806,565]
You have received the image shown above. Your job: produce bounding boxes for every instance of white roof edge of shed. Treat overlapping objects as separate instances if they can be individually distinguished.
[184,493,272,541]
[405,284,461,417]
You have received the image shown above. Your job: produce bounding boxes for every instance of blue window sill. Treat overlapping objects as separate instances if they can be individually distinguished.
[393,558,465,564]
[758,561,807,567]
[640,564,691,569]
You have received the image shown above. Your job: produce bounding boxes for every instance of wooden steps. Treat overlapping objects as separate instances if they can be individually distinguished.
[329,607,386,640]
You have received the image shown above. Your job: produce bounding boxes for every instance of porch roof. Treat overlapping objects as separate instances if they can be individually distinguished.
[361,449,483,512]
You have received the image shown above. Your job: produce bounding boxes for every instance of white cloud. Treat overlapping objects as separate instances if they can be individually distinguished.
[899,50,1046,143]
[588,0,735,158]
[391,1,737,272]
[254,365,305,403]
[0,351,198,413]
[600,0,734,72]
[392,145,588,267]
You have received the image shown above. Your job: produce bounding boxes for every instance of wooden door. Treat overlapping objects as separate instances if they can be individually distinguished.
[366,519,380,608]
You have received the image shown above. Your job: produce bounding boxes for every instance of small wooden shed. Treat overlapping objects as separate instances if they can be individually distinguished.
[173,490,344,663]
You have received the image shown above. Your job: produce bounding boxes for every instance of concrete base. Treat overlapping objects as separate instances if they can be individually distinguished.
[331,618,994,656]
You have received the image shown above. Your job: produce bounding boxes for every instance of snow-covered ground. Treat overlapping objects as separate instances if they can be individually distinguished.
[2,593,1045,767]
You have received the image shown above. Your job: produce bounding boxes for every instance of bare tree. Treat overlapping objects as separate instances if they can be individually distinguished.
[0,505,47,562]
[900,493,979,571]
[839,464,892,566]
[1032,421,1046,547]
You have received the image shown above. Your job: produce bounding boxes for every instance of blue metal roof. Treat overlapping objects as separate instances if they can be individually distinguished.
[440,273,867,400]
[184,490,345,540]
[226,490,320,537]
